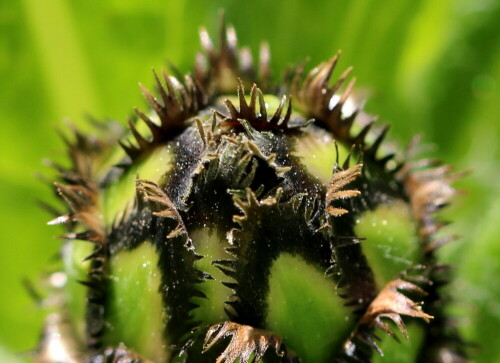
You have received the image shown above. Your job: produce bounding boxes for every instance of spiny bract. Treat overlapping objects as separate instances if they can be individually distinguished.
[37,17,467,363]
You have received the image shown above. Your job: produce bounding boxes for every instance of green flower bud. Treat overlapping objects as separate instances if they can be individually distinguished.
[39,16,466,363]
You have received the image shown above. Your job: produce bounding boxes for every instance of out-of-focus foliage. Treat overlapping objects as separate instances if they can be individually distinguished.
[0,0,498,361]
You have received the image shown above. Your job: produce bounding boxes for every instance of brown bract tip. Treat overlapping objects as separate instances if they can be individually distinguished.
[195,13,271,94]
[342,278,433,357]
[326,164,362,216]
[203,322,291,363]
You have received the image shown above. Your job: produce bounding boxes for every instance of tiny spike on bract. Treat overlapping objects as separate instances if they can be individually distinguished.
[326,164,362,217]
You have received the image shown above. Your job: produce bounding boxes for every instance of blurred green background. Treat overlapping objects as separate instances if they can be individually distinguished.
[0,0,498,361]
